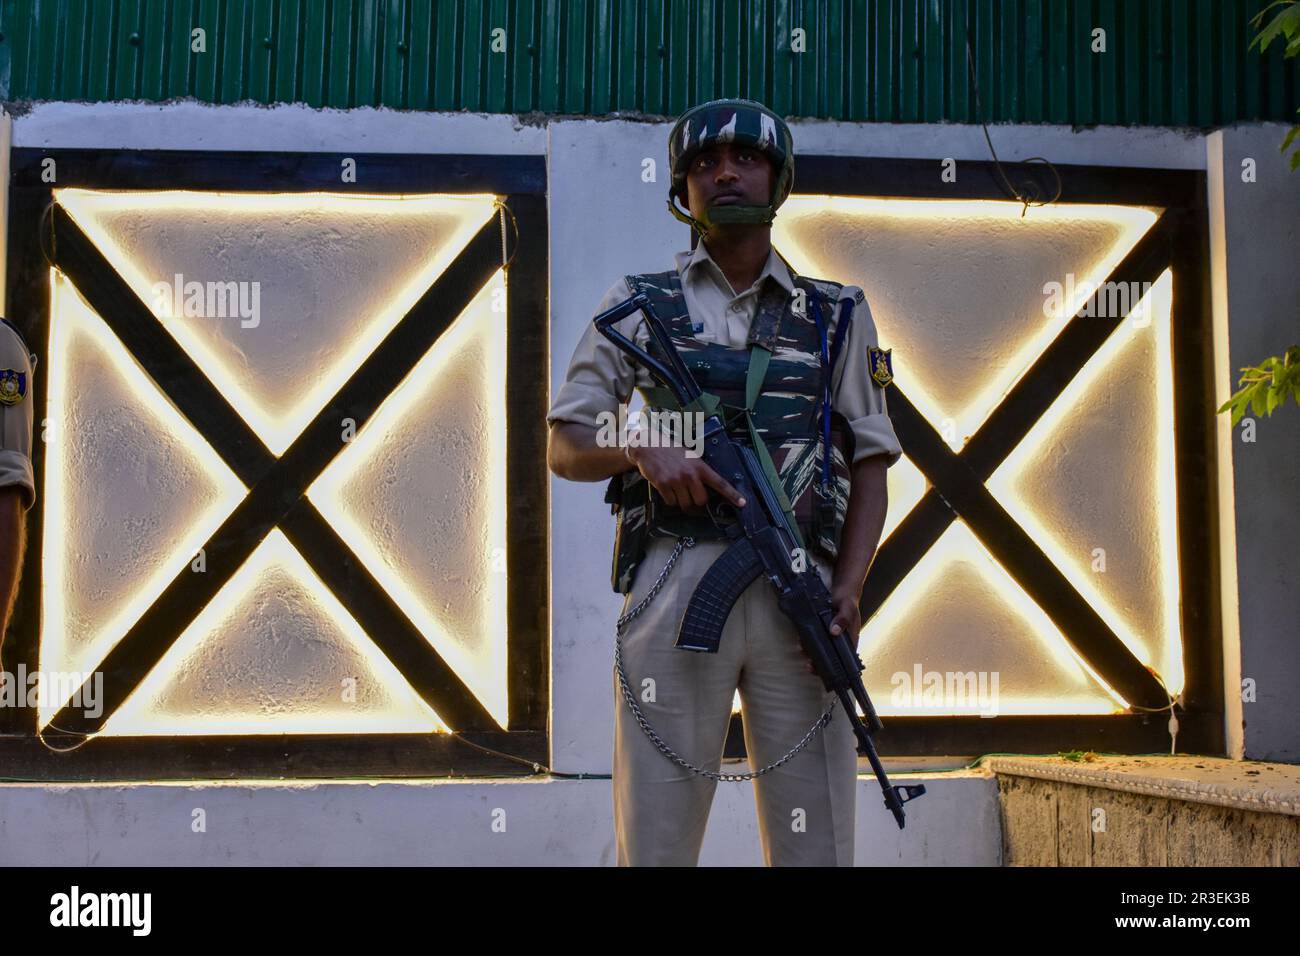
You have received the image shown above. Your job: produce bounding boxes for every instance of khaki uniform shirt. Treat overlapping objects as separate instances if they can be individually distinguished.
[0,320,36,509]
[546,240,902,468]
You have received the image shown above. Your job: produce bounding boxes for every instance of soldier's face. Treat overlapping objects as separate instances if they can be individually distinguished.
[685,143,775,219]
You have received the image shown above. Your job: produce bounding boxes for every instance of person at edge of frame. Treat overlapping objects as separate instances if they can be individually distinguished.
[546,98,902,867]
[0,313,38,670]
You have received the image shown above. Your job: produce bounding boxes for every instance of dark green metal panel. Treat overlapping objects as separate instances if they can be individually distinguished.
[0,0,1296,127]
[431,0,457,109]
[612,0,640,112]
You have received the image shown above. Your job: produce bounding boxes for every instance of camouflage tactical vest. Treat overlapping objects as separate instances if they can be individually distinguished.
[605,267,858,594]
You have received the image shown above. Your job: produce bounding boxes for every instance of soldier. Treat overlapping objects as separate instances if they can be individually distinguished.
[547,98,901,866]
[0,314,37,664]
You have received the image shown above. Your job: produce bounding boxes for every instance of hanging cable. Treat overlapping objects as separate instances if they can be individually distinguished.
[492,198,520,270]
[964,22,1063,216]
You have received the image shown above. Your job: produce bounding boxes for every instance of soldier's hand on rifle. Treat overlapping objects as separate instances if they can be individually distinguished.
[627,443,747,514]
[800,590,862,673]
[830,590,862,649]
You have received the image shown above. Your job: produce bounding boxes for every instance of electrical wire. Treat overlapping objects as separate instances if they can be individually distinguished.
[492,198,520,270]
[964,23,1063,215]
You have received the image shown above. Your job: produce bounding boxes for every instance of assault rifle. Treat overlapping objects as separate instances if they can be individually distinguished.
[595,292,926,829]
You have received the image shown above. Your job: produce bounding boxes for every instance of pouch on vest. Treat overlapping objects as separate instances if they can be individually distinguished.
[605,469,652,594]
[772,417,856,559]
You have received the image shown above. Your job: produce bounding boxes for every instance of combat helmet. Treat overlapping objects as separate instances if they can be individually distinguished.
[666,98,795,238]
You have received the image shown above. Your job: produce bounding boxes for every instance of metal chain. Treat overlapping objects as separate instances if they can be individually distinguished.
[614,536,838,782]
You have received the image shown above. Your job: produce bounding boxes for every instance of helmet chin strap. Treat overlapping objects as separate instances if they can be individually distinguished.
[667,194,776,240]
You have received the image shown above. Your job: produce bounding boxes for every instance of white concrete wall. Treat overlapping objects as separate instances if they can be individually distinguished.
[1207,125,1300,764]
[0,101,1291,864]
[0,772,993,866]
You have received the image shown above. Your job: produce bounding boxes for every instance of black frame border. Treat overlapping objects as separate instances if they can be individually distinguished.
[2,148,550,780]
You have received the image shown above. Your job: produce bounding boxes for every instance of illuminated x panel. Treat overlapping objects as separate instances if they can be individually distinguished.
[0,142,553,777]
[39,189,516,741]
[309,271,511,728]
[40,272,246,727]
[765,198,1181,716]
[57,189,499,455]
[104,530,447,735]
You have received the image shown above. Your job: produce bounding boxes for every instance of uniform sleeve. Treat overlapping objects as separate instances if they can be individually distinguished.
[830,287,902,468]
[0,323,36,510]
[546,277,652,429]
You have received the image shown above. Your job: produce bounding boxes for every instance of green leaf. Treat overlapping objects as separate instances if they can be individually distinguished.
[1251,1,1291,31]
[1218,348,1300,423]
[1253,7,1289,52]
[1253,2,1300,54]
[1283,4,1300,37]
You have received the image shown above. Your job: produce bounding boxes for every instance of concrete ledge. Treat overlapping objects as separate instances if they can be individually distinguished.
[983,755,1300,816]
[983,755,1300,866]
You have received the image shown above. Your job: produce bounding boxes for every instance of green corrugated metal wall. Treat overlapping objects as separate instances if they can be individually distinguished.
[1,0,1296,127]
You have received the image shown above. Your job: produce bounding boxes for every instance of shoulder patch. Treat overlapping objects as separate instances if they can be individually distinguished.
[0,369,28,405]
[867,346,893,387]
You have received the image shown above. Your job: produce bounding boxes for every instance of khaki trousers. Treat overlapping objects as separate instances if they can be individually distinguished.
[612,535,859,866]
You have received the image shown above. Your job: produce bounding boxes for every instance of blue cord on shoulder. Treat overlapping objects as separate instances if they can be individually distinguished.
[806,285,834,489]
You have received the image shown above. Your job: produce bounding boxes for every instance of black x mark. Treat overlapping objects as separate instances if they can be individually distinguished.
[862,213,1176,710]
[46,202,509,737]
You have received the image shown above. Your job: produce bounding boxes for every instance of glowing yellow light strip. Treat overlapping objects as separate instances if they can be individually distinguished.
[102,529,447,735]
[775,197,1160,450]
[40,270,247,726]
[987,270,1183,699]
[55,189,500,456]
[308,271,511,728]
[865,520,1127,715]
